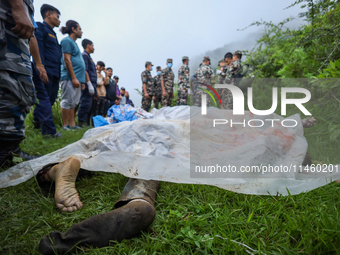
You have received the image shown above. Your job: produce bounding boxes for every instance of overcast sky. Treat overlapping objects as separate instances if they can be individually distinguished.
[33,0,305,107]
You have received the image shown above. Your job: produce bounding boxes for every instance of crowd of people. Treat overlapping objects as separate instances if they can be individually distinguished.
[140,51,244,112]
[0,0,246,167]
[33,6,135,134]
[0,3,138,167]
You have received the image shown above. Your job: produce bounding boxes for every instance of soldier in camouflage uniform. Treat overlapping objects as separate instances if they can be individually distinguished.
[0,0,38,167]
[216,59,225,85]
[141,61,154,112]
[193,56,215,107]
[177,56,190,106]
[153,66,162,109]
[161,58,175,107]
[225,50,242,85]
[219,52,234,110]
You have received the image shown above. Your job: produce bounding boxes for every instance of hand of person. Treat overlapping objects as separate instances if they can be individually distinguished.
[87,81,95,95]
[162,91,167,97]
[94,96,99,100]
[152,96,156,101]
[81,83,85,90]
[36,65,49,84]
[144,93,149,99]
[11,6,35,39]
[72,78,80,88]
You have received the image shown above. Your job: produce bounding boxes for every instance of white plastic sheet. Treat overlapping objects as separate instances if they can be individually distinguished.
[0,106,339,195]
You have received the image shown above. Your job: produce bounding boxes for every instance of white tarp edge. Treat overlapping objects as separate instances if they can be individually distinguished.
[1,106,339,195]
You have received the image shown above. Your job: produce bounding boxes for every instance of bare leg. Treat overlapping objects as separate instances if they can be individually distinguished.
[42,157,83,212]
[68,108,75,127]
[61,108,69,127]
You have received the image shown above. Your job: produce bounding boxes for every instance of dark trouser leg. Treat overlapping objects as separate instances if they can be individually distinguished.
[0,69,35,167]
[153,95,162,109]
[39,179,159,255]
[49,76,60,105]
[97,97,106,116]
[78,87,93,125]
[141,96,152,112]
[46,75,60,106]
[103,100,114,117]
[32,65,57,136]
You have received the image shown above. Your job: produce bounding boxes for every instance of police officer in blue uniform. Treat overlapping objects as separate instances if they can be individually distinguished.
[32,4,62,137]
[78,39,96,126]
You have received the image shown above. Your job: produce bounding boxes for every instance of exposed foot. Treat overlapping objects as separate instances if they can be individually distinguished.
[45,157,83,212]
[302,117,316,128]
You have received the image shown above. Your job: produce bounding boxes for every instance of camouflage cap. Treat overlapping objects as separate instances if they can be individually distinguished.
[182,56,189,61]
[203,56,210,62]
[167,58,173,63]
[234,50,242,56]
[145,61,153,66]
[218,59,225,64]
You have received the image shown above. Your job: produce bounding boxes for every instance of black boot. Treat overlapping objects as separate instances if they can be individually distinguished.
[13,147,42,161]
[0,138,22,169]
[39,179,159,254]
[39,201,156,255]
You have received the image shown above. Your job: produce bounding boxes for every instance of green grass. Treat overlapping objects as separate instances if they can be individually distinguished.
[1,81,340,254]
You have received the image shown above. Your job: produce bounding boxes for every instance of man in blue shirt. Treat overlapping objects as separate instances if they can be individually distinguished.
[32,4,62,138]
[78,39,96,126]
[60,20,85,130]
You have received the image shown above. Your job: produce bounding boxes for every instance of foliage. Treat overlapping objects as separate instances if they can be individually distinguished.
[245,0,340,79]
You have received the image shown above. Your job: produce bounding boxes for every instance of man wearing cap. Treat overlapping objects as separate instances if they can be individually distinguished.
[161,58,175,107]
[177,56,190,106]
[153,66,162,109]
[113,75,122,100]
[219,52,234,110]
[141,61,154,112]
[193,56,215,107]
[224,50,242,85]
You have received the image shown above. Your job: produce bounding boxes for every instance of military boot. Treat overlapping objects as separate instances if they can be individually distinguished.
[39,179,159,254]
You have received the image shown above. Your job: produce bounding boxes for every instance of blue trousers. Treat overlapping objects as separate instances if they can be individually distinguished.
[78,82,96,125]
[32,64,57,136]
[45,74,60,106]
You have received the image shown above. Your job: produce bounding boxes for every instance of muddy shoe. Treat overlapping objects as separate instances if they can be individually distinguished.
[39,201,156,255]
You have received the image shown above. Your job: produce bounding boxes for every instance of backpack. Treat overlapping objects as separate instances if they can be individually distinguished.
[234,63,255,91]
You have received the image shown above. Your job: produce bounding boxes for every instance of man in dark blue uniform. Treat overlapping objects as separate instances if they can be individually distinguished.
[32,4,62,137]
[78,39,96,126]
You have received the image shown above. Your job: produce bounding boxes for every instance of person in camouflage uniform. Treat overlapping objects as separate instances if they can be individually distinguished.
[141,61,154,112]
[153,66,162,109]
[177,56,190,106]
[193,56,215,107]
[219,52,234,110]
[161,58,175,107]
[224,50,242,85]
[216,59,225,85]
[0,0,38,167]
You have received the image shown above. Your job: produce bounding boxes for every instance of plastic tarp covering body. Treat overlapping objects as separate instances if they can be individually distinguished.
[1,106,339,195]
